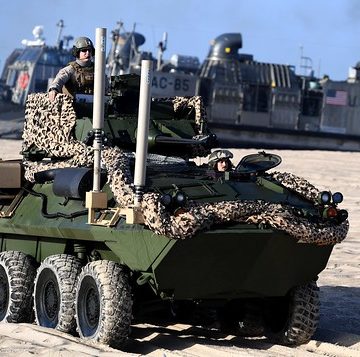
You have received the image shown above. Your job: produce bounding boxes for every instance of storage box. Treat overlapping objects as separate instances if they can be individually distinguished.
[0,160,22,188]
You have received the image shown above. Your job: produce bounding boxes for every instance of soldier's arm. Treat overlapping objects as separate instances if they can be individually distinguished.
[48,65,74,100]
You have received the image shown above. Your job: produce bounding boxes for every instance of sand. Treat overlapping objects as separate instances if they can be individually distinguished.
[0,140,359,356]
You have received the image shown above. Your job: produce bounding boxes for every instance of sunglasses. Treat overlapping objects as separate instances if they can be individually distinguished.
[80,48,91,53]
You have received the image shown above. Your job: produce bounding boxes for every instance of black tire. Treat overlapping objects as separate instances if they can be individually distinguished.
[75,260,132,347]
[0,250,37,323]
[34,254,82,333]
[265,281,320,346]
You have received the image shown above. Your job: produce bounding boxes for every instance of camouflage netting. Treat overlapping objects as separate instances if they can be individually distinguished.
[153,95,207,134]
[22,93,349,245]
[173,96,206,133]
[141,195,349,244]
[153,95,211,158]
[23,93,94,181]
[270,171,320,202]
[23,94,134,205]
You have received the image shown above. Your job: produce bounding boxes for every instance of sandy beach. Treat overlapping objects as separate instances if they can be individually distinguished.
[0,139,359,356]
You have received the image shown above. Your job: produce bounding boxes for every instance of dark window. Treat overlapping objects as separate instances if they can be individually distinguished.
[257,86,269,112]
[243,84,269,112]
[17,48,42,62]
[301,91,322,116]
[39,50,72,66]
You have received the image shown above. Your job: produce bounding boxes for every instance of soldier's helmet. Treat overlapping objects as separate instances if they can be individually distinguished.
[72,37,95,57]
[208,149,234,169]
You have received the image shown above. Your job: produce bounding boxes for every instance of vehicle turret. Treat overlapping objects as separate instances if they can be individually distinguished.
[63,73,214,160]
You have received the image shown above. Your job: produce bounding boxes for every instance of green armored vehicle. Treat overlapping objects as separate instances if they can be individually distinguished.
[0,33,349,349]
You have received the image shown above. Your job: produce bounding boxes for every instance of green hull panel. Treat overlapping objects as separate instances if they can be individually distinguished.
[152,226,333,299]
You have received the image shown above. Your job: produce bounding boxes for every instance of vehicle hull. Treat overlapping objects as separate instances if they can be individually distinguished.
[0,183,332,301]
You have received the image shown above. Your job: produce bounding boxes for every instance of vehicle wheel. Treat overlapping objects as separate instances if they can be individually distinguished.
[34,254,82,333]
[265,281,320,346]
[75,260,132,348]
[0,250,37,323]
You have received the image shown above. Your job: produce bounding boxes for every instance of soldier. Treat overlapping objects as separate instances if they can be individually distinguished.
[208,149,234,172]
[48,36,95,101]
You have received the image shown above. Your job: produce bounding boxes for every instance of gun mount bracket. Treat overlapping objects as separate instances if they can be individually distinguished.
[88,205,145,226]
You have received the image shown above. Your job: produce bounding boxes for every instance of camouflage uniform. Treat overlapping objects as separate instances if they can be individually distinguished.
[48,59,94,98]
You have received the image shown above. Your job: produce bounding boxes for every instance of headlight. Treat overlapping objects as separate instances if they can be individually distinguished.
[160,193,172,207]
[323,206,338,218]
[318,191,332,205]
[332,192,343,204]
[160,190,188,213]
[174,191,187,206]
[337,209,348,223]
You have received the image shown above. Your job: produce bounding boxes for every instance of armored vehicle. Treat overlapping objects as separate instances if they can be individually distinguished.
[0,20,73,107]
[0,31,349,349]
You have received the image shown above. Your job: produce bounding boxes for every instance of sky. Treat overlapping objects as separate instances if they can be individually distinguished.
[1,0,360,80]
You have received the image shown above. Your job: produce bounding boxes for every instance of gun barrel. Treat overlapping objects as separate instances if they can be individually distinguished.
[154,134,212,146]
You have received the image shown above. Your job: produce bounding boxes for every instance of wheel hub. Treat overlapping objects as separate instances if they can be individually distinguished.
[44,280,58,319]
[85,287,99,328]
